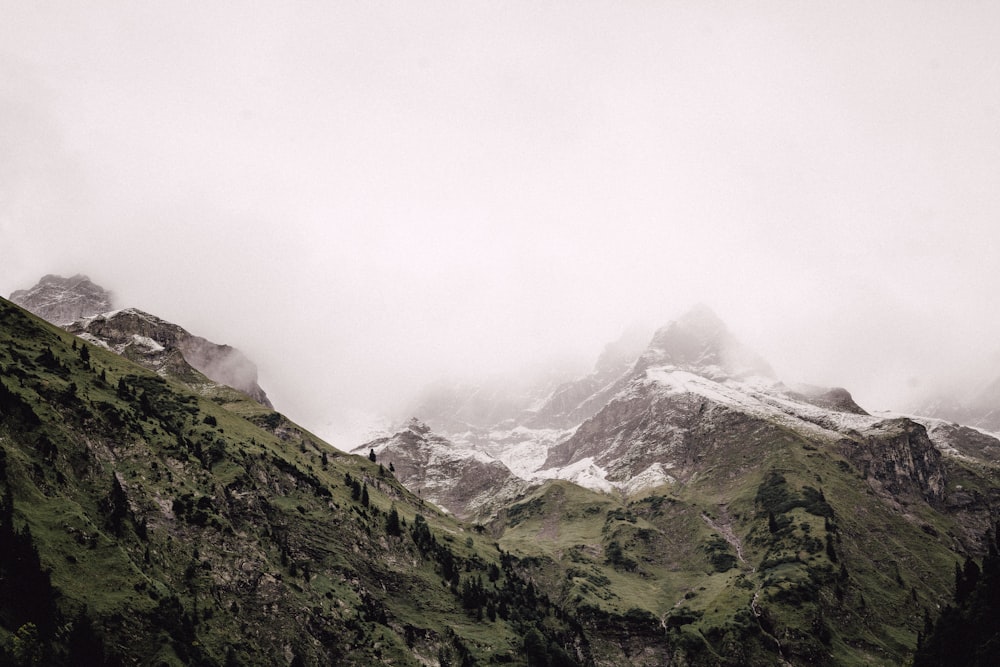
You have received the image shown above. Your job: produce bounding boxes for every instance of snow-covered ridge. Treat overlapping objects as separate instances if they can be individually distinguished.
[643,367,881,441]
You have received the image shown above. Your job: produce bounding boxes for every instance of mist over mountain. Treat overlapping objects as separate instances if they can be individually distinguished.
[9,274,114,325]
[10,275,272,409]
[4,275,1000,664]
[4,3,1000,662]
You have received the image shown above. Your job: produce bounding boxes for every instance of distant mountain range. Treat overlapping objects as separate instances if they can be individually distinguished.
[5,274,1000,665]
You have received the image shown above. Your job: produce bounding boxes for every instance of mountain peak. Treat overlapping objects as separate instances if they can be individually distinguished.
[10,273,115,325]
[638,305,774,380]
[407,417,432,435]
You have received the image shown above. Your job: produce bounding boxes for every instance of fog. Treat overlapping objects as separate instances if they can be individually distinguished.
[3,2,1000,445]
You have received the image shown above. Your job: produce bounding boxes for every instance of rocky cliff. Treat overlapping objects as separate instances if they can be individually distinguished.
[67,308,273,408]
[11,275,272,408]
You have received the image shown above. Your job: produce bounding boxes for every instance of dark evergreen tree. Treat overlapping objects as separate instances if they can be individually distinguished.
[67,608,107,666]
[103,475,129,535]
[386,505,401,536]
[915,526,1000,666]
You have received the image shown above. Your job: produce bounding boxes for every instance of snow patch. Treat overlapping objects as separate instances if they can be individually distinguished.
[623,462,677,495]
[534,457,616,493]
[644,367,880,441]
[130,334,165,352]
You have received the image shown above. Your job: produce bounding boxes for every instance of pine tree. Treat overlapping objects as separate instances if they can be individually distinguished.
[386,505,401,536]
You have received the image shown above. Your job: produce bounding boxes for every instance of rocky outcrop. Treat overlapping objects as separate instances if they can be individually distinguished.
[839,418,946,505]
[67,308,272,408]
[789,385,869,415]
[360,419,525,519]
[525,326,650,430]
[9,274,114,325]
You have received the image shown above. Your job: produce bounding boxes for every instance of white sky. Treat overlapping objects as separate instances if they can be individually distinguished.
[2,1,999,443]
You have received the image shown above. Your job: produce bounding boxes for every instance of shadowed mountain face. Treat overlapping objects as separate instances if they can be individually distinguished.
[11,275,272,408]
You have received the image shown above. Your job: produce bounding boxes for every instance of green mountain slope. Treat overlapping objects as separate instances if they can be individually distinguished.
[0,298,587,666]
[3,292,999,666]
[490,400,1000,665]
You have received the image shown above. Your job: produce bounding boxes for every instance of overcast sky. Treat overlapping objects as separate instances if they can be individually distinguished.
[2,2,999,444]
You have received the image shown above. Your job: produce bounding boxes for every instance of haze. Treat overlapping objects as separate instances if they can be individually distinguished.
[3,2,999,446]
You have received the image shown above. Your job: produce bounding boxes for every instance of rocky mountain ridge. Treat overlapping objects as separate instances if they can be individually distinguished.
[0,297,599,665]
[387,306,949,519]
[9,274,114,325]
[360,418,527,519]
[10,275,272,408]
[4,291,1000,665]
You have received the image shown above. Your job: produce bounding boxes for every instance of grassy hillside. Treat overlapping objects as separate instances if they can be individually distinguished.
[2,294,998,666]
[492,409,999,665]
[0,298,586,666]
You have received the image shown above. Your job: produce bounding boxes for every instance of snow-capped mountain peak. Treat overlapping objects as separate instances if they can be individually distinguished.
[636,304,775,381]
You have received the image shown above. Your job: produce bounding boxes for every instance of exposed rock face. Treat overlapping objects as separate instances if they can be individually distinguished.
[541,367,879,491]
[11,274,273,408]
[525,326,651,430]
[9,274,114,324]
[789,385,869,415]
[67,308,272,408]
[839,418,947,505]
[921,420,1000,462]
[358,419,525,519]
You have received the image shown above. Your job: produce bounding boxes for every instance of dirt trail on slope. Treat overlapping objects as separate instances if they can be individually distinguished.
[701,505,751,570]
[702,507,787,659]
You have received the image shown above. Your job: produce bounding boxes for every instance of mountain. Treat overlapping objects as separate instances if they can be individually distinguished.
[6,287,1000,665]
[523,326,651,431]
[0,296,598,666]
[401,306,854,505]
[633,304,774,380]
[913,377,1000,433]
[9,274,114,325]
[356,419,526,520]
[66,308,273,408]
[382,305,1000,664]
[11,275,272,409]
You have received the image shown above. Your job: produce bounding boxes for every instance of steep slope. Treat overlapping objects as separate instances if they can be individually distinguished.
[494,403,1000,665]
[524,326,651,430]
[11,275,272,408]
[66,308,272,408]
[384,306,1000,664]
[0,297,594,666]
[356,419,527,520]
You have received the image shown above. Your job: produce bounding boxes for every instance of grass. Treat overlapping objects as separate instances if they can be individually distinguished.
[2,295,998,666]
